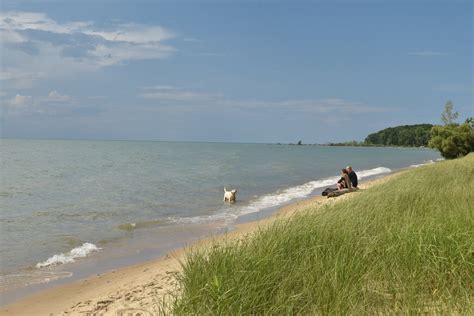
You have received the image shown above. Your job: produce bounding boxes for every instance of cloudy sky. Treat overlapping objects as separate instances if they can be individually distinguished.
[1,0,472,143]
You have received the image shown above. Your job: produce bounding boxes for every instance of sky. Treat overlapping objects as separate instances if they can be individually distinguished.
[1,0,472,143]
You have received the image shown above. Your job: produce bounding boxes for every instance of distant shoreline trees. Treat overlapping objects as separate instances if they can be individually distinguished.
[278,102,473,155]
[364,124,433,147]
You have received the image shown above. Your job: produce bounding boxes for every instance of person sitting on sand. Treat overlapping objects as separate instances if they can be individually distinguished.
[337,169,352,191]
[346,165,358,188]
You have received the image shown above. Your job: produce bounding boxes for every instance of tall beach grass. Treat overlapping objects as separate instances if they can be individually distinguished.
[170,154,474,314]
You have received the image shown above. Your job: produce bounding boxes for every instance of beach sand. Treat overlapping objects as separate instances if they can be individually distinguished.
[0,173,400,316]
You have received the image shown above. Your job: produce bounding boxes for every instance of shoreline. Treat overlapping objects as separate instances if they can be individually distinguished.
[0,171,403,316]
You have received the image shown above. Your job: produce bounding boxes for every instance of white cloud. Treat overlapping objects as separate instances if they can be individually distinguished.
[88,42,174,66]
[0,11,91,34]
[138,86,397,115]
[222,98,394,114]
[7,94,32,108]
[0,27,25,43]
[0,69,47,89]
[85,24,174,44]
[142,85,177,91]
[1,11,177,87]
[139,86,222,102]
[45,90,71,102]
[0,69,46,81]
[2,91,72,115]
[2,94,34,115]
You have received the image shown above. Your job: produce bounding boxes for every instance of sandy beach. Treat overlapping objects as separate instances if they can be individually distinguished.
[0,173,399,316]
[3,0,471,313]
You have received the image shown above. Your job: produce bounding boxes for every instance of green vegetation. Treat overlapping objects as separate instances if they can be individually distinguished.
[440,100,459,125]
[364,124,433,147]
[428,101,474,159]
[323,140,367,147]
[170,155,474,314]
[429,123,474,159]
[320,102,473,152]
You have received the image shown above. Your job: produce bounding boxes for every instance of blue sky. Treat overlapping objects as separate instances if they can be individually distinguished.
[1,0,472,143]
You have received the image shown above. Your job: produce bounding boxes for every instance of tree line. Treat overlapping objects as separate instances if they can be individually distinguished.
[321,101,474,159]
[364,124,433,147]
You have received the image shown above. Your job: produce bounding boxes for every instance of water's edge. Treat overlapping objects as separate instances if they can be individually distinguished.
[0,163,431,306]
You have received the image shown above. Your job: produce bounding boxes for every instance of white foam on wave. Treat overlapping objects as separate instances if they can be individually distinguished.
[357,167,392,177]
[171,166,392,225]
[36,243,101,268]
[409,160,435,168]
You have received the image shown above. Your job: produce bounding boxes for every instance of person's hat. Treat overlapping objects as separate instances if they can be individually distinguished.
[346,165,352,169]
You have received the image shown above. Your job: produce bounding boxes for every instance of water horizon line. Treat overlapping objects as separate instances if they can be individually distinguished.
[0,136,329,146]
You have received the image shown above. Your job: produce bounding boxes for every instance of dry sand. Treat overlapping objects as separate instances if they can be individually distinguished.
[0,173,400,316]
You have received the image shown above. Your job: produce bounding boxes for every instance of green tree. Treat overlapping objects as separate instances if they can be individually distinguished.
[440,100,459,125]
[364,124,433,147]
[429,123,474,159]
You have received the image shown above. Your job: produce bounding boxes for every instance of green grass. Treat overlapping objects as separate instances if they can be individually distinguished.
[169,154,474,314]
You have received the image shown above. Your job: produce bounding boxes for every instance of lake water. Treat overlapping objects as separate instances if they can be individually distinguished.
[0,139,441,299]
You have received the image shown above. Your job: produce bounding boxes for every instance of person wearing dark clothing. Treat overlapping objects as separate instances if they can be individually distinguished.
[346,165,358,188]
[337,169,351,190]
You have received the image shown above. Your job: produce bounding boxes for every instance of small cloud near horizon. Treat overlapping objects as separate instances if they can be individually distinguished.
[139,85,222,102]
[2,91,73,115]
[137,85,399,116]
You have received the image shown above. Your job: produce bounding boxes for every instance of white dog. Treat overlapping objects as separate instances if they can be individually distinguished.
[223,187,237,203]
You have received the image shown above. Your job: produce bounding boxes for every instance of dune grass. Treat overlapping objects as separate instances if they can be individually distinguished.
[170,154,474,314]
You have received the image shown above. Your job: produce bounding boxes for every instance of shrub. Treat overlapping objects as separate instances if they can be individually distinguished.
[429,123,474,159]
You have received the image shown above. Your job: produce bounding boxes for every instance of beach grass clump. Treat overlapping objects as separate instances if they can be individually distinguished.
[171,154,474,314]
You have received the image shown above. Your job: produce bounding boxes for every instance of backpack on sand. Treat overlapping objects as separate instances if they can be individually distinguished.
[322,187,338,196]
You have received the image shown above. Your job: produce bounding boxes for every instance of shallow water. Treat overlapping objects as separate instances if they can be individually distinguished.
[0,139,440,293]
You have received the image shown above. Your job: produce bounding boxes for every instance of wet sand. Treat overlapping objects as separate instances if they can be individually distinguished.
[0,172,401,316]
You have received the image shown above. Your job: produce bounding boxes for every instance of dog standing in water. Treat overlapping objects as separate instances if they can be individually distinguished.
[223,187,237,203]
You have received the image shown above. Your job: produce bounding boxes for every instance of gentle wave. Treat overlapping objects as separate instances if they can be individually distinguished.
[171,166,392,224]
[357,167,392,177]
[117,219,162,231]
[36,243,101,268]
[0,271,73,291]
[409,160,435,168]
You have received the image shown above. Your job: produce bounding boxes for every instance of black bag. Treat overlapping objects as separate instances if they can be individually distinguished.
[322,187,338,196]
